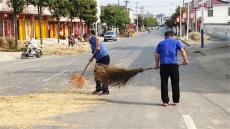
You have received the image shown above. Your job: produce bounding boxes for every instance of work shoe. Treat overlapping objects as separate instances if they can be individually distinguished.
[162,103,168,107]
[100,91,110,95]
[92,90,102,95]
[172,103,179,106]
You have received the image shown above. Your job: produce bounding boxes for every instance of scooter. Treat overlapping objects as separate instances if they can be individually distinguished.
[21,41,42,59]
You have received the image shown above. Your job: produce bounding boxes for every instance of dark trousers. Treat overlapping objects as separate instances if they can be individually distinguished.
[95,55,110,92]
[160,64,180,103]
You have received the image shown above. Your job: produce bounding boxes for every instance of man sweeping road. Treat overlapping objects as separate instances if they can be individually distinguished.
[155,31,189,106]
[84,30,110,95]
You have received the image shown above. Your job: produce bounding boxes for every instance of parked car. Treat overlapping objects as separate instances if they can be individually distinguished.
[104,31,117,42]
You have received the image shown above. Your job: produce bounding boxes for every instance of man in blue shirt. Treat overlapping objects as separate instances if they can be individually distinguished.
[155,31,188,106]
[84,30,110,95]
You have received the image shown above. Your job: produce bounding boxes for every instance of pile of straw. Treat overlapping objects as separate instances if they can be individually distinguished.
[95,64,144,87]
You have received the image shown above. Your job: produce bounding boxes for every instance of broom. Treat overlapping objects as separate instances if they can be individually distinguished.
[95,64,186,87]
[94,64,159,87]
[70,52,97,89]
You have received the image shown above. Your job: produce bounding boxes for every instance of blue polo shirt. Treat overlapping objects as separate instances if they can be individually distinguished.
[156,38,184,64]
[90,36,109,60]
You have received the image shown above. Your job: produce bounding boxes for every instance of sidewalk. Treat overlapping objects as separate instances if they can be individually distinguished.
[0,52,21,62]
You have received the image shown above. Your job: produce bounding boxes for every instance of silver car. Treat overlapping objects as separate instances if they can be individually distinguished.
[104,31,117,42]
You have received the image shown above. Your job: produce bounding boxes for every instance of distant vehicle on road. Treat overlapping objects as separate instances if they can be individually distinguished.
[104,31,117,42]
[21,41,42,59]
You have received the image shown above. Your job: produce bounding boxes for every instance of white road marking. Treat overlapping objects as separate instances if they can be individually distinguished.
[42,70,67,83]
[183,115,198,129]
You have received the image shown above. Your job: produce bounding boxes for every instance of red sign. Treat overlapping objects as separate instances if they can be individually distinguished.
[183,13,187,19]
[176,17,180,23]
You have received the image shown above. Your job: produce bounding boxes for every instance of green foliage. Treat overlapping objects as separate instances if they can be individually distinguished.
[135,15,144,29]
[165,6,186,27]
[78,0,97,26]
[101,5,129,32]
[144,16,158,27]
[8,0,25,15]
[67,0,79,19]
[0,37,17,49]
[26,0,50,8]
[49,0,70,19]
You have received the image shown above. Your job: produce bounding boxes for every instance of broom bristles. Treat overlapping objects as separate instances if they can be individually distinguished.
[95,64,144,87]
[70,73,86,89]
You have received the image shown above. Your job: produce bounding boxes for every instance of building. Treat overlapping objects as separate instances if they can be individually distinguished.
[0,0,89,41]
[128,8,137,24]
[188,0,230,39]
[156,13,168,26]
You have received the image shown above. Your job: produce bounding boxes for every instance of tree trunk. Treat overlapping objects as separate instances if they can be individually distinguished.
[14,14,18,49]
[71,18,73,34]
[80,18,83,41]
[57,18,60,43]
[39,6,43,46]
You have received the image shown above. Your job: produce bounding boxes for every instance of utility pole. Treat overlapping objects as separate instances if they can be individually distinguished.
[180,6,182,37]
[201,0,205,48]
[124,0,129,10]
[136,2,139,32]
[140,6,144,31]
[118,0,120,6]
[186,3,190,41]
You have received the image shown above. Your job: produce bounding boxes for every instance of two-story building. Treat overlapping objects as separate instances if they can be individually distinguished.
[189,0,230,39]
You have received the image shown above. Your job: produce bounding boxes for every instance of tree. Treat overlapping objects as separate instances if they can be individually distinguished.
[67,0,79,33]
[74,0,97,37]
[135,15,144,31]
[100,5,117,29]
[145,16,158,27]
[49,0,70,43]
[165,6,186,28]
[8,0,25,48]
[80,0,97,28]
[26,0,50,45]
[115,6,129,33]
[101,5,129,33]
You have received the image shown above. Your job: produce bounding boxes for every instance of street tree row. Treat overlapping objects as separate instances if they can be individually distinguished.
[8,0,97,45]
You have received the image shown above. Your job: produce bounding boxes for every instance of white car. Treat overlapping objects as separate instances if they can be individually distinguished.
[104,31,117,42]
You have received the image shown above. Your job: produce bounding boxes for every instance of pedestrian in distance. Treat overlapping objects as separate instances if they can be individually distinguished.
[68,33,75,47]
[155,31,189,107]
[83,30,110,95]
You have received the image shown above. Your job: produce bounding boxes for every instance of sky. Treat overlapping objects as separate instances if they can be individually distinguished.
[100,0,190,16]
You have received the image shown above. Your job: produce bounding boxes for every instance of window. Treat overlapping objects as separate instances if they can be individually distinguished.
[208,9,213,17]
[228,7,230,16]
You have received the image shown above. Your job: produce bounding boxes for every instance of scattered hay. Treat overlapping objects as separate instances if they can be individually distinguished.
[41,43,90,55]
[0,91,103,128]
[189,32,200,41]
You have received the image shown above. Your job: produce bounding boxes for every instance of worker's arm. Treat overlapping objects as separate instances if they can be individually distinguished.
[96,37,100,51]
[155,53,160,69]
[180,48,189,65]
[89,37,100,62]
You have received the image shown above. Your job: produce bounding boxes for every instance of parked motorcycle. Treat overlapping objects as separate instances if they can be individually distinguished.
[21,41,42,59]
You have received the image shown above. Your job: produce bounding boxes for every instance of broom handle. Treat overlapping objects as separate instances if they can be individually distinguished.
[81,61,91,76]
[143,64,185,71]
[81,51,98,76]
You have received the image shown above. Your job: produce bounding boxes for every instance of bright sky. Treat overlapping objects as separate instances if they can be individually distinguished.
[100,0,190,16]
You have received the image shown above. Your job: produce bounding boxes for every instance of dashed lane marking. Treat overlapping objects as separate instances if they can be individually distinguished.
[183,115,198,129]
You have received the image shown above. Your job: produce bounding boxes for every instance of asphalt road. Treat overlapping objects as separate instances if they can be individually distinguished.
[0,29,229,129]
